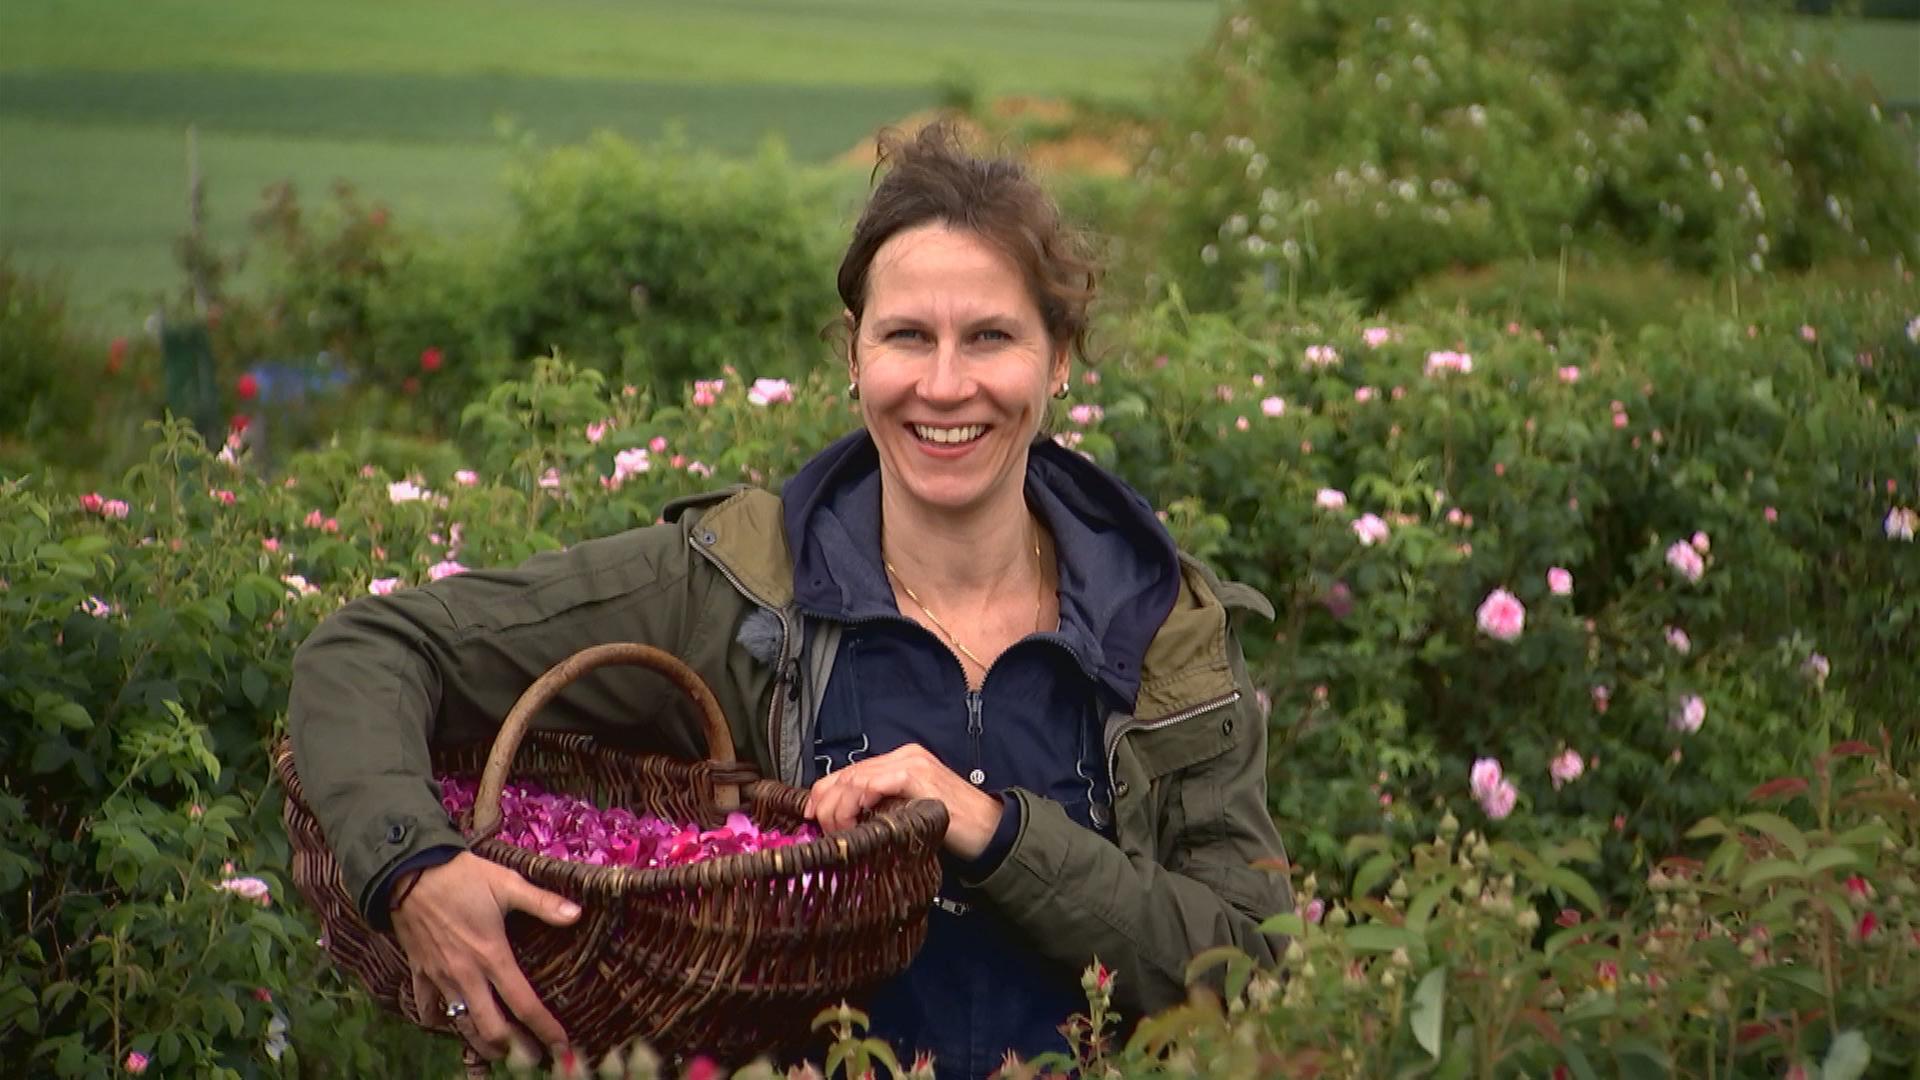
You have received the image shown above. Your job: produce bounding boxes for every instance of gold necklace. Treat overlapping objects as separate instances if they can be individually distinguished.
[884,528,1047,673]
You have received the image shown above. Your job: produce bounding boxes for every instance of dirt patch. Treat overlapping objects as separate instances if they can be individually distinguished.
[835,99,1140,178]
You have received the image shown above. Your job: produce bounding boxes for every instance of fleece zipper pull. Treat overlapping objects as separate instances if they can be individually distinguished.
[964,689,986,785]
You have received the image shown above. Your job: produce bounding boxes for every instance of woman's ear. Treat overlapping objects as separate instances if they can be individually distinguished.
[1051,343,1072,397]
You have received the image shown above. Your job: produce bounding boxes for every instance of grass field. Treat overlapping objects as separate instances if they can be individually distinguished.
[2,1,1914,331]
[0,0,1222,328]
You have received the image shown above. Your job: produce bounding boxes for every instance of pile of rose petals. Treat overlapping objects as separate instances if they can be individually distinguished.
[436,775,817,869]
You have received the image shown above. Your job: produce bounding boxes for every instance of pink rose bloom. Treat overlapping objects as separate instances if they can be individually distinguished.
[1547,567,1573,595]
[1068,404,1104,425]
[691,378,725,407]
[747,378,793,406]
[454,469,479,486]
[1304,897,1326,923]
[1352,513,1390,546]
[305,509,325,528]
[1353,386,1376,403]
[80,492,104,513]
[687,461,714,478]
[1260,395,1286,417]
[585,419,613,444]
[1446,507,1465,526]
[1315,488,1347,511]
[282,574,318,597]
[369,577,401,596]
[1303,344,1341,369]
[1251,373,1265,387]
[1054,431,1084,451]
[1886,507,1917,541]
[1482,780,1518,820]
[1362,326,1393,348]
[1764,506,1778,523]
[1665,626,1692,654]
[1234,416,1250,431]
[103,499,130,519]
[388,480,429,504]
[1799,324,1817,343]
[215,875,272,905]
[1215,383,1234,402]
[209,488,236,506]
[427,560,468,581]
[262,538,280,553]
[1469,757,1505,802]
[538,468,562,489]
[359,465,377,478]
[1550,749,1585,790]
[1557,366,1581,383]
[1612,411,1629,429]
[1671,694,1707,734]
[1475,588,1526,642]
[649,435,669,453]
[1665,540,1705,582]
[125,1051,150,1075]
[1390,385,1406,401]
[1424,350,1474,377]
[1803,652,1830,686]
[81,596,115,618]
[1690,530,1710,554]
[1591,684,1611,713]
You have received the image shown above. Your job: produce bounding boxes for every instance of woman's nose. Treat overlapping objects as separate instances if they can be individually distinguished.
[917,341,974,403]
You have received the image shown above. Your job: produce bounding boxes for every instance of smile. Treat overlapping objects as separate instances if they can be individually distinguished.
[911,424,988,445]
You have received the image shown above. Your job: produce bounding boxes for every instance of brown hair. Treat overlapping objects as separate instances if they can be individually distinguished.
[834,120,1099,364]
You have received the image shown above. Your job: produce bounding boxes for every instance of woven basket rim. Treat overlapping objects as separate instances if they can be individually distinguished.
[272,735,950,899]
[473,789,948,898]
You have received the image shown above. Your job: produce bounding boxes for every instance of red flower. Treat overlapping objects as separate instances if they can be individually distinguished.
[420,347,444,373]
[231,414,251,433]
[1856,910,1878,942]
[1845,875,1873,902]
[108,337,128,374]
[236,373,259,401]
[253,987,273,1003]
[682,1055,721,1080]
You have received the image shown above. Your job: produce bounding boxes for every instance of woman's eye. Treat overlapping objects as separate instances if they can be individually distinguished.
[975,329,1012,343]
[885,328,928,342]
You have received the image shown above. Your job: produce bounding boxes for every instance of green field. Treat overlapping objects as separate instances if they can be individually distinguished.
[3,1,1914,331]
[0,0,1222,328]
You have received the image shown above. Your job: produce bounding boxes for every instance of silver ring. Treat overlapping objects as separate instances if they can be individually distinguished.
[443,1000,468,1021]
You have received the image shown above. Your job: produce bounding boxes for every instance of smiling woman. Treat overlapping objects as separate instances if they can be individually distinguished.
[289,120,1293,1079]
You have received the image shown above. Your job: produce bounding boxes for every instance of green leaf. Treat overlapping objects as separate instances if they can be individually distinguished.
[1542,866,1606,916]
[1736,812,1809,862]
[241,667,269,708]
[231,584,256,622]
[1409,966,1445,1059]
[1803,845,1863,877]
[1185,945,1254,1002]
[1739,858,1808,892]
[1353,851,1397,898]
[1405,879,1454,937]
[1684,816,1729,840]
[1611,1038,1671,1080]
[1260,912,1306,938]
[1346,924,1422,955]
[1821,1031,1871,1080]
[1562,1045,1601,1080]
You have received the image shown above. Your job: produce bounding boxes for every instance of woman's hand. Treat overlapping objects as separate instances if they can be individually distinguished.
[391,852,580,1061]
[802,744,1005,859]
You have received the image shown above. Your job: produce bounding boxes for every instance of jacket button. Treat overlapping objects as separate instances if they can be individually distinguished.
[1114,780,1130,799]
[1222,717,1235,736]
[385,824,407,844]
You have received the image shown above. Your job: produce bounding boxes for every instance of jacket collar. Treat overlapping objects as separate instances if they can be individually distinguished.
[671,445,1267,722]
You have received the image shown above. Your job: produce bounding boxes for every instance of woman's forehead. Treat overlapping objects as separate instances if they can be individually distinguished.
[865,225,1037,320]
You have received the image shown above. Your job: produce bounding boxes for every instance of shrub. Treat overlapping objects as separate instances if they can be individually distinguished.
[1132,0,1920,308]
[495,134,842,398]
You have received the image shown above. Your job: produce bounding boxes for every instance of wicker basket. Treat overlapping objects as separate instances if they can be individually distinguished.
[276,642,947,1070]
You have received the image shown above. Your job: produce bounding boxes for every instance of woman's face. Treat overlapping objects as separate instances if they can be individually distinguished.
[851,223,1067,521]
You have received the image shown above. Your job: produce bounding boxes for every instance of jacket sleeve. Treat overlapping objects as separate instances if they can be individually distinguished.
[970,624,1293,1018]
[288,514,739,923]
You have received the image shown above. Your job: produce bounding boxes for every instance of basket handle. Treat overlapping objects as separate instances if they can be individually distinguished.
[471,643,742,840]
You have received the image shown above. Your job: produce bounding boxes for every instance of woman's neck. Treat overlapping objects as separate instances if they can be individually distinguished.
[878,482,1039,601]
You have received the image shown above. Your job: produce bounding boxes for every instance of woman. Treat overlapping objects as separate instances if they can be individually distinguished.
[289,123,1291,1077]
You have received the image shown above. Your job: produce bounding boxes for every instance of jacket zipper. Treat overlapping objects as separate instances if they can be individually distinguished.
[1104,690,1241,790]
[686,535,795,776]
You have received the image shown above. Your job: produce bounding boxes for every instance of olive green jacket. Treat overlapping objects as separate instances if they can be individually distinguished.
[288,487,1292,1016]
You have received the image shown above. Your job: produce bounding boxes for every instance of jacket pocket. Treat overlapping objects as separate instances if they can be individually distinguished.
[1130,713,1233,780]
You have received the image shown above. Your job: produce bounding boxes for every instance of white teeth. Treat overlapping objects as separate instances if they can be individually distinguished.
[913,424,986,445]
